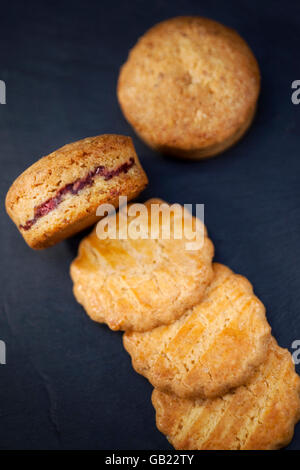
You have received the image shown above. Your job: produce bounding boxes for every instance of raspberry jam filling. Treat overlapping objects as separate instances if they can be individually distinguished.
[20,157,135,231]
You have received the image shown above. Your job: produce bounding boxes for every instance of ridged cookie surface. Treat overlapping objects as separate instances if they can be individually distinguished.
[6,135,148,249]
[152,338,300,450]
[70,199,214,331]
[124,263,271,398]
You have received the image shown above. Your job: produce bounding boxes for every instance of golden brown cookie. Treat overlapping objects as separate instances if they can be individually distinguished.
[152,338,300,450]
[118,16,260,159]
[124,263,271,398]
[70,199,214,331]
[5,135,148,249]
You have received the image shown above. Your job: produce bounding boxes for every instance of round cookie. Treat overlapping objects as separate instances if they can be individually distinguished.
[124,263,271,398]
[117,16,260,159]
[152,338,300,450]
[5,135,148,249]
[70,199,214,331]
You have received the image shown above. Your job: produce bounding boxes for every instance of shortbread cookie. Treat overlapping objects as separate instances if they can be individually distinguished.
[152,338,300,450]
[124,263,271,398]
[5,135,148,249]
[70,199,214,331]
[118,16,260,159]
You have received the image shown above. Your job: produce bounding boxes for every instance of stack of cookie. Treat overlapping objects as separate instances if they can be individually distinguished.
[70,199,300,451]
[5,134,300,449]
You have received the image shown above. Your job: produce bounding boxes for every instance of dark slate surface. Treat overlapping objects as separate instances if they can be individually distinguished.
[1,0,300,450]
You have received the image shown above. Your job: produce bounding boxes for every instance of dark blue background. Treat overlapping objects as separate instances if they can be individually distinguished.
[1,0,300,450]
